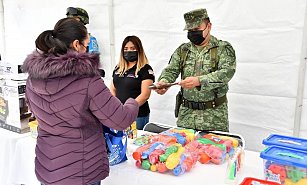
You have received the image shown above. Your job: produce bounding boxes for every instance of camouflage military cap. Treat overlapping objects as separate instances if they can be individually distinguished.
[183,8,209,30]
[66,7,89,25]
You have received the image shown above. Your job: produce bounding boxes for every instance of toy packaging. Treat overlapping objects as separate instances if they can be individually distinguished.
[133,133,155,146]
[124,121,137,139]
[28,119,38,138]
[260,146,307,185]
[131,127,245,177]
[225,147,245,184]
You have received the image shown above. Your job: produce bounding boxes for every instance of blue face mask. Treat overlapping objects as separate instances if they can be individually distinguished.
[123,51,138,62]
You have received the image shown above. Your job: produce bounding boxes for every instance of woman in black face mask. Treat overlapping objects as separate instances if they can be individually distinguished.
[110,36,155,130]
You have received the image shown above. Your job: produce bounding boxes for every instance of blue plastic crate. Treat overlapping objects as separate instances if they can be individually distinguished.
[260,146,307,184]
[263,134,307,151]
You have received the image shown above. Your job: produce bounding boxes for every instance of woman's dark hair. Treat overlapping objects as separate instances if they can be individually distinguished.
[35,18,87,55]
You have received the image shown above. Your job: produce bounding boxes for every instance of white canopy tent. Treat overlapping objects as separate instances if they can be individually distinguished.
[0,0,306,151]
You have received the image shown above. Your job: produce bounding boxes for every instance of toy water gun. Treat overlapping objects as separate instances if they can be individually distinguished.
[199,153,211,164]
[184,140,199,152]
[166,146,185,170]
[159,144,179,162]
[150,164,157,172]
[149,149,165,164]
[151,134,177,145]
[203,134,234,154]
[206,145,226,164]
[184,140,211,165]
[141,159,151,170]
[162,132,186,145]
[182,154,197,171]
[142,142,164,159]
[183,141,201,168]
[219,135,239,148]
[157,162,167,173]
[184,140,210,164]
[135,160,142,168]
[197,143,226,164]
[173,154,187,176]
[197,137,226,151]
[169,128,196,143]
[133,134,154,146]
[132,143,153,161]
[197,137,227,164]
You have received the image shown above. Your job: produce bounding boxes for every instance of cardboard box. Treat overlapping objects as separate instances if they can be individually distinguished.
[0,77,31,133]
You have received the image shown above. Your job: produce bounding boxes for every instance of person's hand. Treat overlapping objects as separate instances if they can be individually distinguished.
[179,77,200,89]
[154,81,169,95]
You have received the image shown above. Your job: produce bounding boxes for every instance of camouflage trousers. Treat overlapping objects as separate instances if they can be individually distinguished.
[176,102,229,132]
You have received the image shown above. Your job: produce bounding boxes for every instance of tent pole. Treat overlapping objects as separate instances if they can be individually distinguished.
[108,0,115,69]
[293,3,307,137]
[0,0,5,58]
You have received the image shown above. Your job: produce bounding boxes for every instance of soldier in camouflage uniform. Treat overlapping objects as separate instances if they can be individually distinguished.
[66,7,104,77]
[66,7,100,54]
[155,8,236,132]
[66,7,90,25]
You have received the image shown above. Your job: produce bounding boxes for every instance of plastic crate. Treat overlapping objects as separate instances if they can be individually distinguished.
[240,177,281,185]
[263,134,307,151]
[260,146,307,185]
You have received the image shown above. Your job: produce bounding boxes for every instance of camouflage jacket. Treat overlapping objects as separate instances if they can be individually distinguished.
[158,35,236,102]
[158,35,236,131]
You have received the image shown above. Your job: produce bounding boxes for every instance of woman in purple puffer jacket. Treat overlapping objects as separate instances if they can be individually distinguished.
[22,18,139,185]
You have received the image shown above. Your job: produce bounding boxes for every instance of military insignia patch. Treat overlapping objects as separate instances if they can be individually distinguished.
[225,45,235,58]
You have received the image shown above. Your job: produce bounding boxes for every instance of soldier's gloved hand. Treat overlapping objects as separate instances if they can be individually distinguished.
[179,76,200,89]
[154,81,169,95]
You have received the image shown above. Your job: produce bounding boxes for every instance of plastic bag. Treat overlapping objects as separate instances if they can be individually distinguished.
[103,126,128,166]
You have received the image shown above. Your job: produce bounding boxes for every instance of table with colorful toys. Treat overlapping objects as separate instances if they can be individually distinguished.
[130,127,245,184]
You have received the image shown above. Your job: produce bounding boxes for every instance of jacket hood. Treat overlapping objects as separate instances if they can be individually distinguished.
[22,50,101,95]
[22,50,100,79]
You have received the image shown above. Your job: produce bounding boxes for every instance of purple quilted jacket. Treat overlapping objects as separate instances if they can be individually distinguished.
[22,51,139,185]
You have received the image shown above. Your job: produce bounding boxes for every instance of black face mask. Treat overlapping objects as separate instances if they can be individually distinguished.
[123,51,138,62]
[187,30,206,45]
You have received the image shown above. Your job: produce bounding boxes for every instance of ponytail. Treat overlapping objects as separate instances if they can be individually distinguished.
[35,18,87,55]
[35,30,68,55]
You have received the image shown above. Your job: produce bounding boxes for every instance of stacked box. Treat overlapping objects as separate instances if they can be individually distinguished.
[263,134,307,151]
[0,77,31,133]
[260,146,307,185]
